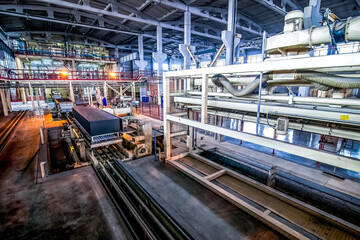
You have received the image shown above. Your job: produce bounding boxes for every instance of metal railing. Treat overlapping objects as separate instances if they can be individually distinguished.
[13,48,118,62]
[0,66,157,82]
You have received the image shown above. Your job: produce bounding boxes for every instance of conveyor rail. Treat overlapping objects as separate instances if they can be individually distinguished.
[92,146,193,240]
[170,153,360,240]
[0,110,26,152]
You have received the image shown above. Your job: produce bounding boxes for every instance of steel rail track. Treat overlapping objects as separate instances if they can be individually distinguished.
[0,110,27,152]
[92,146,193,240]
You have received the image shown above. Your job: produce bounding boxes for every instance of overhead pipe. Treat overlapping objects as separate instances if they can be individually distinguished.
[205,110,360,141]
[266,11,360,52]
[187,91,360,107]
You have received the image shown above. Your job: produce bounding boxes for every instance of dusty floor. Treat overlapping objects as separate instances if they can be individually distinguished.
[0,111,132,240]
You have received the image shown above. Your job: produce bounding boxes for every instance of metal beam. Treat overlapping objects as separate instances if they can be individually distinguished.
[156,0,262,36]
[166,115,360,172]
[198,6,264,30]
[0,4,137,33]
[0,10,141,36]
[6,31,141,51]
[174,96,360,126]
[164,52,360,78]
[253,0,302,16]
[100,0,157,21]
[37,0,221,40]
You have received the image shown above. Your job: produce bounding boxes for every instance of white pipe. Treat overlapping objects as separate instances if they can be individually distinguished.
[187,91,360,106]
[266,16,360,52]
[346,16,360,41]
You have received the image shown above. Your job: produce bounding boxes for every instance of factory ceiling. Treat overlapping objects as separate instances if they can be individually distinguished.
[0,0,359,54]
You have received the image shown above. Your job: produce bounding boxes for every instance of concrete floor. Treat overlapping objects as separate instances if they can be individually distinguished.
[124,156,284,240]
[0,111,132,240]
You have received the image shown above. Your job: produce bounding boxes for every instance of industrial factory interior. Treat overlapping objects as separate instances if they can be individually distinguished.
[1,0,360,239]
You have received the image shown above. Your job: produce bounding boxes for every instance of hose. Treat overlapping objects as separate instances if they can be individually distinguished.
[213,70,360,97]
[311,82,334,91]
[325,9,339,54]
[212,73,270,97]
[295,70,360,89]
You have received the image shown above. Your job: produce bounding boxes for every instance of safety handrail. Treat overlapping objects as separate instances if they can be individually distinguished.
[13,48,118,61]
[0,66,157,81]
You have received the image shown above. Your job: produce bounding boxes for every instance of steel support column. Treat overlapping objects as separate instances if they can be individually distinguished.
[6,89,12,112]
[103,82,108,104]
[69,81,75,102]
[72,60,76,79]
[135,35,148,101]
[90,87,93,106]
[179,10,195,70]
[135,35,148,71]
[222,0,237,65]
[15,57,23,79]
[36,88,40,108]
[28,82,35,111]
[87,87,91,106]
[0,88,8,116]
[163,71,171,160]
[152,26,167,105]
[21,87,27,104]
[131,82,136,101]
[303,0,322,28]
[201,74,208,124]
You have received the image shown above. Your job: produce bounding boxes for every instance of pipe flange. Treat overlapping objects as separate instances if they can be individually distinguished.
[308,25,316,48]
[344,17,352,42]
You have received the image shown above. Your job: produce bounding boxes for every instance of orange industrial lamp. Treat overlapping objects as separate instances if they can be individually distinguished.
[60,70,69,79]
[109,72,116,78]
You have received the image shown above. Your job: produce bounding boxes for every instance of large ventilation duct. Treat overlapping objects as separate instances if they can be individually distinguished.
[266,11,360,53]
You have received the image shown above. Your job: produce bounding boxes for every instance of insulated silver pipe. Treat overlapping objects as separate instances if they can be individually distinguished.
[206,110,360,141]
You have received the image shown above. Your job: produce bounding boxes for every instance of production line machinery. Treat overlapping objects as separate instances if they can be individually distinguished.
[60,106,153,168]
[162,8,360,174]
[52,98,73,117]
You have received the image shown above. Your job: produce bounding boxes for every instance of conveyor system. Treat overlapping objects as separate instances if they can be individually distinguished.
[53,98,73,117]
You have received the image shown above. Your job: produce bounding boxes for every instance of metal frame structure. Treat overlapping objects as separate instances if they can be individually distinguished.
[163,52,360,172]
[0,0,309,55]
